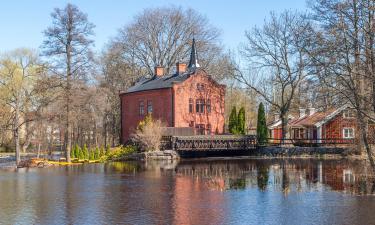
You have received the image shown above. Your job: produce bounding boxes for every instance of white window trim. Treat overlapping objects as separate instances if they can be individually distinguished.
[343,127,355,139]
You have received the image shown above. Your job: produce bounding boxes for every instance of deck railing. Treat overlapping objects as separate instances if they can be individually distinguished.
[263,138,356,147]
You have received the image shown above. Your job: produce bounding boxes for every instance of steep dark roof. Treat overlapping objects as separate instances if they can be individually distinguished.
[188,38,200,69]
[123,70,195,94]
[123,38,203,94]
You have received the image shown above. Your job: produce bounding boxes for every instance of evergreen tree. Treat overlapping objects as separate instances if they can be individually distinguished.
[229,106,238,134]
[83,144,89,159]
[237,107,246,135]
[94,147,100,160]
[257,103,268,145]
[78,145,83,160]
[89,148,94,160]
[70,145,75,158]
[99,146,105,157]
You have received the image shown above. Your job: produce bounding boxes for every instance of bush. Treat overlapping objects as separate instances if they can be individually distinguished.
[102,145,137,161]
[131,114,164,152]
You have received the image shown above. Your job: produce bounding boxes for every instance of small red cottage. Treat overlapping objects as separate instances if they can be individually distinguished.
[268,105,360,143]
[119,39,226,143]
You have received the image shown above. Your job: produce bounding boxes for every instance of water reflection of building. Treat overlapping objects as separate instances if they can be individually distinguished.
[174,159,374,196]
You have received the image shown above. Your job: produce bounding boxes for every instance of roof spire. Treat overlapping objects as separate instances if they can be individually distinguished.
[188,38,200,69]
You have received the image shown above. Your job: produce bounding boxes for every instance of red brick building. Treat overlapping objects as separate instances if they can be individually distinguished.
[120,39,226,143]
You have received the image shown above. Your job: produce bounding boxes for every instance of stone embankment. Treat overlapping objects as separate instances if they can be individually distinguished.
[125,150,180,161]
[253,146,358,157]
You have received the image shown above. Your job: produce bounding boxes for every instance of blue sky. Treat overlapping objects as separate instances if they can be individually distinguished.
[0,0,307,53]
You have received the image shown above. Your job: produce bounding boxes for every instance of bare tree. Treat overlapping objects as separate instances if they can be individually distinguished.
[309,0,375,172]
[42,3,95,162]
[236,11,313,141]
[110,6,229,78]
[0,49,45,165]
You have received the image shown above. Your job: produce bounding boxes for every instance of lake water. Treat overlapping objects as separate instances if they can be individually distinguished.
[0,158,375,225]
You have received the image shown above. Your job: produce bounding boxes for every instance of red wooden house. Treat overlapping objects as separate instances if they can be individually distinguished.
[119,39,226,143]
[268,105,363,144]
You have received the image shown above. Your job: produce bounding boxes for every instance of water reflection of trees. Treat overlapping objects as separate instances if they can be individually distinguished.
[174,159,375,195]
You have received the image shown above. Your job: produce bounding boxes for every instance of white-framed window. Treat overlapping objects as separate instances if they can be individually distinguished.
[139,101,145,116]
[343,128,355,139]
[343,109,355,118]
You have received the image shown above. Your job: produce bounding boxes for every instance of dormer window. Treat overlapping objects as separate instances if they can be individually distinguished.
[343,109,355,118]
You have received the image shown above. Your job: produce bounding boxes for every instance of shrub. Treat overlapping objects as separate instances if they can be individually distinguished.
[131,114,164,152]
[102,145,137,161]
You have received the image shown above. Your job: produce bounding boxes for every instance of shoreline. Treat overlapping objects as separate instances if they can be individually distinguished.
[0,150,370,170]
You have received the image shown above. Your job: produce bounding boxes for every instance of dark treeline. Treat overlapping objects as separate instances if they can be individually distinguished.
[0,1,374,168]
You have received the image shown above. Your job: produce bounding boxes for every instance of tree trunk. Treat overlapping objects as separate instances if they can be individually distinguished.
[280,112,288,144]
[358,114,375,174]
[112,114,115,147]
[37,142,41,159]
[14,96,21,166]
[65,43,72,163]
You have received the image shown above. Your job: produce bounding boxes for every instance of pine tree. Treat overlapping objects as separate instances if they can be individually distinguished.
[100,146,105,157]
[89,148,94,160]
[83,144,89,160]
[229,106,238,134]
[238,107,246,135]
[94,147,100,160]
[70,145,75,159]
[257,103,268,145]
[78,145,83,160]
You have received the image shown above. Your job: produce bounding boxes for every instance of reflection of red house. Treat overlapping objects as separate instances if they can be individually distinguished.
[119,39,226,143]
[268,105,372,144]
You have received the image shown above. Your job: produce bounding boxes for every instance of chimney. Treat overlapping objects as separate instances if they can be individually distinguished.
[176,62,187,74]
[299,108,306,118]
[308,107,316,116]
[154,66,164,77]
